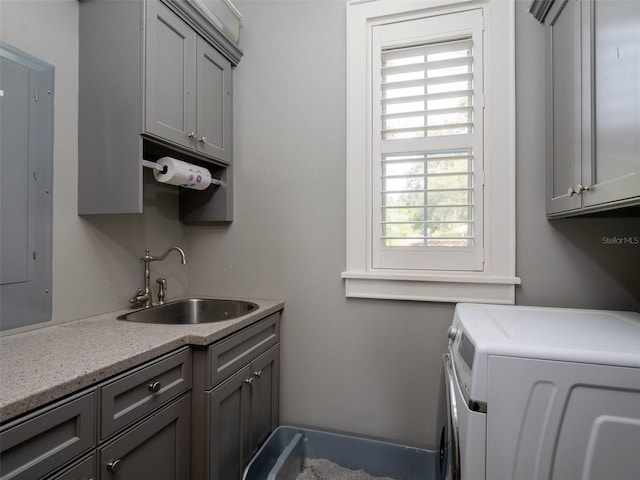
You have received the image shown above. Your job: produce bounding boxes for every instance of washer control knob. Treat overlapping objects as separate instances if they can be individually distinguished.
[447,325,458,342]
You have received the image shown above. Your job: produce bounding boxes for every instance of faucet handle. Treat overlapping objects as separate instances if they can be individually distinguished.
[129,288,149,307]
[156,278,167,304]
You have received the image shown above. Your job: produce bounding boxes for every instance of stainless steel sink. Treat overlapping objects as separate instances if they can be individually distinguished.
[117,298,259,324]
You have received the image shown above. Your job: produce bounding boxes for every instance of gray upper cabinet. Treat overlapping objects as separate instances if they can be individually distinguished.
[78,0,239,220]
[545,0,640,217]
[145,1,197,151]
[546,0,583,215]
[195,37,232,164]
[145,2,232,164]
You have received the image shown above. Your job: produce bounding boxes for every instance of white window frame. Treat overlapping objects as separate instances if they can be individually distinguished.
[342,0,520,304]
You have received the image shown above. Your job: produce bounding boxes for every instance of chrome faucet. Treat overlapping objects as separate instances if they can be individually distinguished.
[129,246,187,308]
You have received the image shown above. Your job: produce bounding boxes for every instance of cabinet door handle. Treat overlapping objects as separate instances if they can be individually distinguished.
[253,370,262,379]
[148,381,161,393]
[569,184,590,197]
[107,459,122,473]
[188,132,196,139]
[244,377,253,385]
[198,136,207,143]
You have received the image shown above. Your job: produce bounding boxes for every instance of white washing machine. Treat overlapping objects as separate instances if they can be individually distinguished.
[442,303,640,480]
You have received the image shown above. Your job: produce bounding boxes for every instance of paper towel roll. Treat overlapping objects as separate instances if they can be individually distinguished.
[153,157,212,190]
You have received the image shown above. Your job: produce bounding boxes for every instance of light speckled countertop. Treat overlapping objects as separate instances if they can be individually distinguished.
[0,297,284,424]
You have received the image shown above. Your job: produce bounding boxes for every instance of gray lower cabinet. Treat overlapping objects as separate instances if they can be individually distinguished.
[0,391,96,480]
[208,346,280,480]
[546,0,640,217]
[208,365,251,480]
[0,347,192,480]
[192,314,281,480]
[98,393,191,480]
[248,346,280,457]
[98,347,192,441]
[0,314,281,480]
[47,454,96,480]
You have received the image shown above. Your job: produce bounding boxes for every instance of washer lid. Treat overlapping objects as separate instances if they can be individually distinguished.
[452,304,640,404]
[456,303,640,367]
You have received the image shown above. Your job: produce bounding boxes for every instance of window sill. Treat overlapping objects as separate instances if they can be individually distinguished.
[341,271,521,304]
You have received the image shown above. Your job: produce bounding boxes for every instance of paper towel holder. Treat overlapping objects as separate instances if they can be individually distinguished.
[142,159,223,187]
[142,159,168,174]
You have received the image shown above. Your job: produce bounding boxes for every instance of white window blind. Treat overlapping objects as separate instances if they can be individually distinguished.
[380,149,474,247]
[381,38,474,140]
[372,9,484,271]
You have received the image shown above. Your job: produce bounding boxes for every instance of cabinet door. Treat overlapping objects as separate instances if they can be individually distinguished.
[583,0,640,208]
[99,347,192,440]
[145,0,197,150]
[546,0,584,215]
[46,454,95,480]
[0,392,95,480]
[206,313,280,389]
[207,366,251,480]
[249,345,280,457]
[99,393,190,480]
[196,37,232,164]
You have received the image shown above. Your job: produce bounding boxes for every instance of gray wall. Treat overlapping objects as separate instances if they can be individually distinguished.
[187,0,454,448]
[188,0,640,449]
[1,0,638,449]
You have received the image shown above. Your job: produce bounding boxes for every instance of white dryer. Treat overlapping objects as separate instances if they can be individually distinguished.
[442,303,640,480]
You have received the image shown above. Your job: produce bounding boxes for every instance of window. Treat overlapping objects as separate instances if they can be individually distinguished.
[373,10,483,272]
[343,0,520,304]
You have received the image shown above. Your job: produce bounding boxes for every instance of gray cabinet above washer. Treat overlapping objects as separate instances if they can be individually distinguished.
[545,0,640,217]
